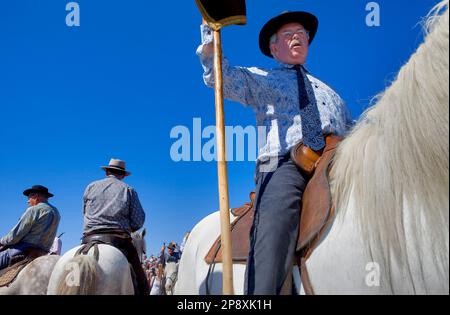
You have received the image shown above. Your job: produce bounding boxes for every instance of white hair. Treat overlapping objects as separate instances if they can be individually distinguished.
[330,0,449,293]
[270,33,278,45]
[269,33,278,59]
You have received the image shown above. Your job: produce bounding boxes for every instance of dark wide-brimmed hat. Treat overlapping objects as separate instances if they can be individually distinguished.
[23,185,54,198]
[101,158,131,176]
[259,11,319,58]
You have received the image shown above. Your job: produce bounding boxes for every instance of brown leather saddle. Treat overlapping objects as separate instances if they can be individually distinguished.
[204,192,256,265]
[0,247,48,288]
[204,136,342,294]
[77,229,131,259]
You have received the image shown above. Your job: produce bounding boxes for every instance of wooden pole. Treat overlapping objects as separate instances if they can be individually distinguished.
[213,29,234,295]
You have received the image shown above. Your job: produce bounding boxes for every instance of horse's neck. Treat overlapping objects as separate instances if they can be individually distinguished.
[165,262,178,275]
[132,238,144,263]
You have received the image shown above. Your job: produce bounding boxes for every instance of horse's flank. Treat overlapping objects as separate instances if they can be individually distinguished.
[0,255,60,295]
[47,244,134,295]
[55,255,98,295]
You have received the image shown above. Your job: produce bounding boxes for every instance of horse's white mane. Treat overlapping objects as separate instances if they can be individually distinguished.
[331,0,449,293]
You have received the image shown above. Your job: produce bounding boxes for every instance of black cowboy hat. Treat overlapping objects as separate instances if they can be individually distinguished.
[23,185,54,198]
[259,11,319,58]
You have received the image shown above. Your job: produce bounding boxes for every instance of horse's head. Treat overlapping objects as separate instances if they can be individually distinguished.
[164,262,179,295]
[131,228,147,263]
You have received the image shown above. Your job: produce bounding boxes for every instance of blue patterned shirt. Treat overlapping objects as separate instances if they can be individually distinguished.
[197,25,352,161]
[83,175,146,234]
[0,202,60,251]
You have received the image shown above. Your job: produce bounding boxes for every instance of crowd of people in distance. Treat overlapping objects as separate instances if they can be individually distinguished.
[142,232,189,295]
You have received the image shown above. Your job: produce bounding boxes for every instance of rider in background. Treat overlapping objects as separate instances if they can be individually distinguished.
[159,242,181,267]
[82,158,149,295]
[0,185,60,271]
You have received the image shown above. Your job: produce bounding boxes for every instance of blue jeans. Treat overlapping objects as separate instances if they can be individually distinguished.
[0,243,33,271]
[244,156,307,295]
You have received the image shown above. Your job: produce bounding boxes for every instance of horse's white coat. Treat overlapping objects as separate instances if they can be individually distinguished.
[47,245,134,295]
[0,255,60,295]
[164,261,179,295]
[175,211,302,295]
[47,229,146,295]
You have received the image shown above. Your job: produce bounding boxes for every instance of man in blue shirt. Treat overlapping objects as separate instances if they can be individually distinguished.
[82,158,149,295]
[159,242,181,266]
[198,11,352,294]
[0,185,60,271]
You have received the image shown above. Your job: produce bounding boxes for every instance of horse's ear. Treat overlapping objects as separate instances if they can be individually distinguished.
[141,228,147,238]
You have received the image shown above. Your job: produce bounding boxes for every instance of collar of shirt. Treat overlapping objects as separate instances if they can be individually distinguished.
[275,60,310,73]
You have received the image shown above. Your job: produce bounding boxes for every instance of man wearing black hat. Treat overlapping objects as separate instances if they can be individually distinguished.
[197,11,352,294]
[0,185,60,271]
[81,158,149,295]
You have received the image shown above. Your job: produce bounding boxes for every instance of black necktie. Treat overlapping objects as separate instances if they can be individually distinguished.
[294,65,325,151]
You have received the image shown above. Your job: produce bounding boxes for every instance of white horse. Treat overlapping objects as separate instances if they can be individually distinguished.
[175,211,299,294]
[175,211,302,294]
[0,255,61,295]
[175,1,449,295]
[164,261,179,295]
[47,229,147,295]
[132,229,147,263]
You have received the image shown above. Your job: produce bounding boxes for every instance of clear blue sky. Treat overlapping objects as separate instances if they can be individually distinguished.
[0,0,440,257]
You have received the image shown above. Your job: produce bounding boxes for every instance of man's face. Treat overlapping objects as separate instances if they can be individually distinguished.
[27,193,39,206]
[270,22,310,65]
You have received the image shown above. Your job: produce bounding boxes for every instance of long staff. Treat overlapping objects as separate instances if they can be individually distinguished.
[194,0,247,295]
[213,29,234,295]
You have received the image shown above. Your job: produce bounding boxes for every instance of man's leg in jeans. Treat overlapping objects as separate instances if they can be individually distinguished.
[0,247,24,271]
[245,158,307,295]
[0,250,11,271]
